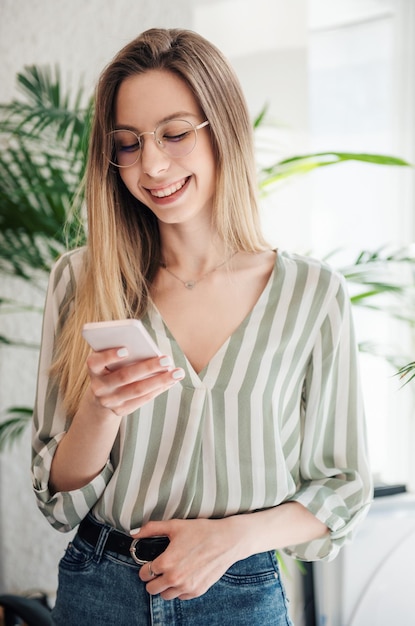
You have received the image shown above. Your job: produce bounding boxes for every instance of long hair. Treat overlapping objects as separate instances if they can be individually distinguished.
[51,28,270,417]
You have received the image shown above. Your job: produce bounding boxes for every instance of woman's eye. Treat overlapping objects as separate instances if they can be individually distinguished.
[118,141,140,153]
[163,131,190,143]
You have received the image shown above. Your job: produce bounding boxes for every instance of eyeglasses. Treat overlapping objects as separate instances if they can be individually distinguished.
[106,119,210,168]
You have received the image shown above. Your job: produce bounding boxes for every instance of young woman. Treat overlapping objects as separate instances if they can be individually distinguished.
[32,28,372,625]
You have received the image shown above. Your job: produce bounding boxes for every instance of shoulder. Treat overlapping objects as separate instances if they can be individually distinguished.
[42,247,87,325]
[49,247,87,291]
[277,249,345,287]
[275,250,349,308]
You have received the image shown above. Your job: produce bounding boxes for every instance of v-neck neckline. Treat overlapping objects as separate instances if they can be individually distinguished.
[145,252,279,382]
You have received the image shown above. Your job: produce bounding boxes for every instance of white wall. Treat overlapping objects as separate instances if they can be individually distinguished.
[194,0,312,255]
[0,0,192,101]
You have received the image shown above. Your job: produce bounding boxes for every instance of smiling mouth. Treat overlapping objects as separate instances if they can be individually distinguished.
[149,177,189,198]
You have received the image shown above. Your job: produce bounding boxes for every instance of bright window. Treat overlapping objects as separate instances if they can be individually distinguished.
[194,0,415,489]
[308,0,415,488]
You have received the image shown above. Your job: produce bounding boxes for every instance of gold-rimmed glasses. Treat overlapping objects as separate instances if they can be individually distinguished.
[106,119,210,168]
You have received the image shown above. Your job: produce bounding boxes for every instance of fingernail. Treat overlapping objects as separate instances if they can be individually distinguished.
[172,368,185,380]
[130,528,141,535]
[159,355,173,367]
[117,348,129,358]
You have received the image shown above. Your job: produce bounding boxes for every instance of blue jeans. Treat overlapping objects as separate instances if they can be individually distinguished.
[52,520,293,625]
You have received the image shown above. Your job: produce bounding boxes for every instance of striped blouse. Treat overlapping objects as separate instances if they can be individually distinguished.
[32,248,372,561]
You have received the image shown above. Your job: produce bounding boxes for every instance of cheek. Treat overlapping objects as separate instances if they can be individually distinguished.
[119,170,141,200]
[119,169,133,189]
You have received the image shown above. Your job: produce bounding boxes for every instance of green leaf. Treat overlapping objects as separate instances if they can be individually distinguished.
[253,103,269,129]
[0,407,33,451]
[258,151,412,191]
[396,362,415,386]
[0,336,39,348]
[0,65,88,282]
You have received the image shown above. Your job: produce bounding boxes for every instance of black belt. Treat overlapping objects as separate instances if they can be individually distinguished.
[78,516,169,565]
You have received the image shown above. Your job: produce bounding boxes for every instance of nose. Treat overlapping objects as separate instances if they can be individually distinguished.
[140,133,170,176]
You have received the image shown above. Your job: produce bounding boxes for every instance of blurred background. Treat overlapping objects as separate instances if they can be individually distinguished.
[1,1,414,624]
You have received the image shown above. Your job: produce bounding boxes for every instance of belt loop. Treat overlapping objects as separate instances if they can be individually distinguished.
[92,520,112,564]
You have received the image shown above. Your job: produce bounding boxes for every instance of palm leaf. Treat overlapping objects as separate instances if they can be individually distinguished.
[326,247,415,320]
[253,103,269,129]
[397,362,415,386]
[0,65,92,152]
[254,108,412,190]
[0,407,33,451]
[0,65,89,282]
[259,151,411,190]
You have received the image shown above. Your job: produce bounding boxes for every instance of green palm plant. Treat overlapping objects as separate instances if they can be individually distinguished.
[0,65,91,449]
[0,65,90,284]
[0,67,413,449]
[324,246,415,370]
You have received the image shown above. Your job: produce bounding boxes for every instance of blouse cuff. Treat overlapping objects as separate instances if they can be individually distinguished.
[32,433,114,532]
[284,483,372,561]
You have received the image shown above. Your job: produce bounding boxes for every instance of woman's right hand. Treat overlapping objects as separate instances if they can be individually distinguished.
[49,351,184,493]
[86,348,185,417]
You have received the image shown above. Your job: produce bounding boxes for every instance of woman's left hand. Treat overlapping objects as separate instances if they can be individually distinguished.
[136,517,246,600]
[135,504,328,600]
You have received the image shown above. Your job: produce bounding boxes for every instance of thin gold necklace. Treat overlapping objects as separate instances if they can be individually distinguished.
[160,252,237,290]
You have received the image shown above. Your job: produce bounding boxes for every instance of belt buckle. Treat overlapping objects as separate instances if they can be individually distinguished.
[129,536,170,564]
[130,538,147,565]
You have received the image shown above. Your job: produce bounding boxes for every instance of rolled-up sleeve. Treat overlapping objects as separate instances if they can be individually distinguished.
[31,249,114,532]
[285,273,373,561]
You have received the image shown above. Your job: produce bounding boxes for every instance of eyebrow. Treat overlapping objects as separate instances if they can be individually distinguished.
[114,111,200,132]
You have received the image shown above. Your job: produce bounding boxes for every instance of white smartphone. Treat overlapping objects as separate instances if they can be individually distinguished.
[82,319,162,370]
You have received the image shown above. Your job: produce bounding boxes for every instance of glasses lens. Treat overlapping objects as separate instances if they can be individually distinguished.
[109,130,141,167]
[156,120,196,157]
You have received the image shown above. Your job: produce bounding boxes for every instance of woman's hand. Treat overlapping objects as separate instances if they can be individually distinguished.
[136,517,245,600]
[86,348,185,417]
[136,504,328,601]
[49,350,184,493]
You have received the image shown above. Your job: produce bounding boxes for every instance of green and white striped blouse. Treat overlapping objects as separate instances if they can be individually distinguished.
[32,248,372,561]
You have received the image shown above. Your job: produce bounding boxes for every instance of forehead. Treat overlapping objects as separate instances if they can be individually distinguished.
[114,69,201,128]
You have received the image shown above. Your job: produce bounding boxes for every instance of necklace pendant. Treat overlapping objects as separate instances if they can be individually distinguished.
[184,280,196,289]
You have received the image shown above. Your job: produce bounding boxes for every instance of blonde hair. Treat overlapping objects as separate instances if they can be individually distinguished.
[51,28,270,417]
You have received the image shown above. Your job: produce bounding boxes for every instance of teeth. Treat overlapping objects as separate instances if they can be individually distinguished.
[150,179,186,198]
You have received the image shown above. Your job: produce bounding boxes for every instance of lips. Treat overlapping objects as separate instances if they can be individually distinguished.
[148,177,189,198]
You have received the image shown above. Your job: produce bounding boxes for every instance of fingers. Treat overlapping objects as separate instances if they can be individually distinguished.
[87,349,172,377]
[132,519,172,539]
[148,562,158,579]
[136,518,238,601]
[138,561,158,582]
[139,557,213,601]
[86,351,185,414]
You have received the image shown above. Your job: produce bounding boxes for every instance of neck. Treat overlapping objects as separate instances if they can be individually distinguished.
[160,230,230,275]
[157,216,239,291]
